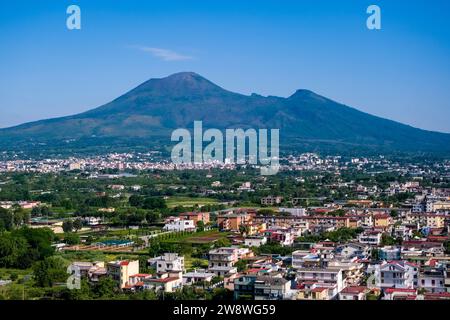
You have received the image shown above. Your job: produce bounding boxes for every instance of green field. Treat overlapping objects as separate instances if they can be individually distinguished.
[165,197,218,208]
[184,256,209,271]
[58,251,144,263]
[0,268,32,281]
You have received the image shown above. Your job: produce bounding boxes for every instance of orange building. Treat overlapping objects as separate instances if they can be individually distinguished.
[217,213,252,231]
[179,212,210,226]
[373,214,391,228]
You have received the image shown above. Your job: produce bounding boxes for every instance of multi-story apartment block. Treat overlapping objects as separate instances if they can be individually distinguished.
[419,267,446,293]
[244,236,267,247]
[296,267,344,299]
[234,274,292,300]
[379,246,401,261]
[234,275,257,300]
[217,213,252,232]
[374,261,418,289]
[163,217,196,232]
[264,228,295,246]
[106,260,139,289]
[155,253,185,273]
[373,214,391,228]
[292,250,323,269]
[254,275,291,300]
[426,214,446,228]
[358,231,382,245]
[179,212,210,226]
[208,247,239,277]
[260,196,283,206]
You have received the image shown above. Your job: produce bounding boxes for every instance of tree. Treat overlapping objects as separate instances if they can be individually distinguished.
[72,219,83,232]
[211,288,233,300]
[196,220,205,232]
[257,209,275,216]
[371,248,380,261]
[0,233,29,268]
[256,243,294,256]
[64,233,80,245]
[129,195,144,207]
[214,237,231,248]
[390,210,398,218]
[0,208,28,231]
[234,259,248,272]
[146,211,160,224]
[93,276,118,299]
[381,234,397,246]
[130,290,158,300]
[10,273,18,282]
[13,227,55,264]
[62,220,73,233]
[148,239,161,257]
[66,279,92,300]
[239,224,250,236]
[444,241,450,255]
[143,197,167,210]
[33,256,67,287]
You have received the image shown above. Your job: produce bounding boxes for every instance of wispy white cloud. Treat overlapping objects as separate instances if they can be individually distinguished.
[136,46,193,61]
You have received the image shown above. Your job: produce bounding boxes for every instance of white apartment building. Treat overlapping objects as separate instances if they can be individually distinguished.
[163,218,196,232]
[374,261,418,289]
[419,268,446,293]
[244,236,267,247]
[279,207,306,217]
[296,267,344,299]
[208,247,240,277]
[155,253,185,273]
[182,270,215,285]
[358,231,382,245]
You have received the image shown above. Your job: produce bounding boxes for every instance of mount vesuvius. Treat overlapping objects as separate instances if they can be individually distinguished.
[1,72,449,155]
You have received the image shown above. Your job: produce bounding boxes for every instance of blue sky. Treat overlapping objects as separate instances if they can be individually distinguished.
[0,0,449,132]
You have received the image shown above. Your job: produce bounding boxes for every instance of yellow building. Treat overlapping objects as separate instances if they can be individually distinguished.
[297,286,329,300]
[106,260,139,289]
[432,201,450,212]
[426,214,445,228]
[373,214,391,228]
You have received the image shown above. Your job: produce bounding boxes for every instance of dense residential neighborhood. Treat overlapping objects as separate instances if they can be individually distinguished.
[0,152,450,300]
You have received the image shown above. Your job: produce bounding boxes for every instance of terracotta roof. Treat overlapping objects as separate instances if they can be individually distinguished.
[147,277,180,283]
[424,292,450,300]
[129,273,152,278]
[385,288,416,294]
[340,286,368,294]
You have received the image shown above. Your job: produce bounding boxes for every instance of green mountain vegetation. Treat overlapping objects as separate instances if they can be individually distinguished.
[1,72,449,156]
